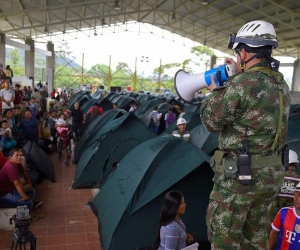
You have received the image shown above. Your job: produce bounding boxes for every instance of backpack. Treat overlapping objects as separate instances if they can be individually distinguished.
[90,106,98,122]
[167,112,176,125]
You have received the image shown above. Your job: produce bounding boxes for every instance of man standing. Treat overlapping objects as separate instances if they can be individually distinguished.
[5,65,13,86]
[0,79,15,112]
[201,20,291,249]
[0,148,35,210]
[171,118,192,143]
[71,101,85,142]
[13,84,23,107]
[89,101,103,122]
[269,182,300,249]
[149,106,161,135]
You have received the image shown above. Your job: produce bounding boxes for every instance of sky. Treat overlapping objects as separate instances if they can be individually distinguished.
[35,22,229,77]
[34,22,296,84]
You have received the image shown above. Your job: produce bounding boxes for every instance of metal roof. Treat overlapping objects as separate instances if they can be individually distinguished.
[0,0,300,57]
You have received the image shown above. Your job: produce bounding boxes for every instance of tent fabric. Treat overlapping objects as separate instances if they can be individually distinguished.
[73,112,156,188]
[103,92,118,101]
[67,92,92,111]
[190,124,219,154]
[90,136,210,250]
[92,89,105,99]
[73,109,127,164]
[22,140,55,183]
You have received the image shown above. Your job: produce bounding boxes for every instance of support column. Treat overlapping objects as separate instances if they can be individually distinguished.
[0,34,6,67]
[25,38,34,87]
[292,60,300,92]
[46,41,55,93]
[210,55,217,69]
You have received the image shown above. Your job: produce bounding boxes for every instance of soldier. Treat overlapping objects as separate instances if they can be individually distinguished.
[200,20,291,249]
[171,118,192,143]
[276,150,300,210]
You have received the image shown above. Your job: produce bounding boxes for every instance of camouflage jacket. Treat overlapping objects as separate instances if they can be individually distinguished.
[201,62,291,155]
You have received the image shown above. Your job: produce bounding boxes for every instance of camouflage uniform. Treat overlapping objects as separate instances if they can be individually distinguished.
[200,62,291,250]
[171,130,192,143]
[276,169,300,210]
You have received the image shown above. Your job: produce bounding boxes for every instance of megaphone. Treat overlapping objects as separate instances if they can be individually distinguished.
[174,64,235,103]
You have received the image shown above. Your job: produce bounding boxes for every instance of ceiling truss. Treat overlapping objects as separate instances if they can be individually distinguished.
[0,0,299,58]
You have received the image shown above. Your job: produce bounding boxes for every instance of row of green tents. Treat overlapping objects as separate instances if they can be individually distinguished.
[69,89,300,250]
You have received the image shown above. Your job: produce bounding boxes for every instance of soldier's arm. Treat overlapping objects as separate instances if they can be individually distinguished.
[268,229,279,250]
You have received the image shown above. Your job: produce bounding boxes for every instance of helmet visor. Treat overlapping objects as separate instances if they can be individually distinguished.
[228,33,278,49]
[228,33,237,49]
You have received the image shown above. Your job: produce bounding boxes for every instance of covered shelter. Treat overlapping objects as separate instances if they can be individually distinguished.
[1,1,300,93]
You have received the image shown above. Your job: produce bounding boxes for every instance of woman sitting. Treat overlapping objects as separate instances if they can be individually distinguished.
[153,190,193,250]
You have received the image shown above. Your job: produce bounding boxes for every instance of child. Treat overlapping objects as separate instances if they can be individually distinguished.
[55,113,71,167]
[0,120,17,152]
[29,97,37,118]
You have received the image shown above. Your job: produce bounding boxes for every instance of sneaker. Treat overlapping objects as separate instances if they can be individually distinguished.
[33,200,43,209]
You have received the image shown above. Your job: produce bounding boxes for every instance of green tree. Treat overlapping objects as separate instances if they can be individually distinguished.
[9,48,22,67]
[34,53,46,83]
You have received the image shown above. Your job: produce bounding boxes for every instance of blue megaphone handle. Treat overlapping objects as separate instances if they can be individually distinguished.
[204,65,228,86]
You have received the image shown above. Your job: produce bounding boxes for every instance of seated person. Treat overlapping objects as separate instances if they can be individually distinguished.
[0,120,17,152]
[0,149,35,210]
[171,118,192,143]
[18,110,40,144]
[56,113,71,167]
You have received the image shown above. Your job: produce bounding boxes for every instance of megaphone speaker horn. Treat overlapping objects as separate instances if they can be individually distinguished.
[174,70,208,103]
[174,64,235,103]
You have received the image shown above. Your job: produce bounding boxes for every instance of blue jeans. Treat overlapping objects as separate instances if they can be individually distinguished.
[0,188,35,211]
[150,126,158,135]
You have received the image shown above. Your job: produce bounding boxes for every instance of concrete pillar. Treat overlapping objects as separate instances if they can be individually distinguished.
[210,55,217,69]
[46,41,55,93]
[25,38,34,87]
[292,60,300,92]
[0,34,6,67]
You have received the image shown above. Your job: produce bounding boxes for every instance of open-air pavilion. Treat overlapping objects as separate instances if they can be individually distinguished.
[0,0,300,96]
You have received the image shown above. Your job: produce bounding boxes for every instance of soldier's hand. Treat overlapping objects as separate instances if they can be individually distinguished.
[224,58,239,74]
[207,74,218,92]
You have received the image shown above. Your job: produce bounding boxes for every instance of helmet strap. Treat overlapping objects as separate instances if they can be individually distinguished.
[239,52,257,72]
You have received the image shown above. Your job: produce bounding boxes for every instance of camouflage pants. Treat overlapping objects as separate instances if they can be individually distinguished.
[206,184,278,250]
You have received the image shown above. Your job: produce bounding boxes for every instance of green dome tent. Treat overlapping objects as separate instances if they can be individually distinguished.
[73,109,127,164]
[90,136,213,250]
[72,112,156,188]
[190,124,219,154]
[67,91,92,111]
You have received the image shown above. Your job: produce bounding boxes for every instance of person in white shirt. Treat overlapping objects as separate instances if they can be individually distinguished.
[0,79,15,112]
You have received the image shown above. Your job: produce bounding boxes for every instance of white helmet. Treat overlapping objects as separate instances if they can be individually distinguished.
[289,150,299,164]
[228,20,278,50]
[177,118,187,125]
